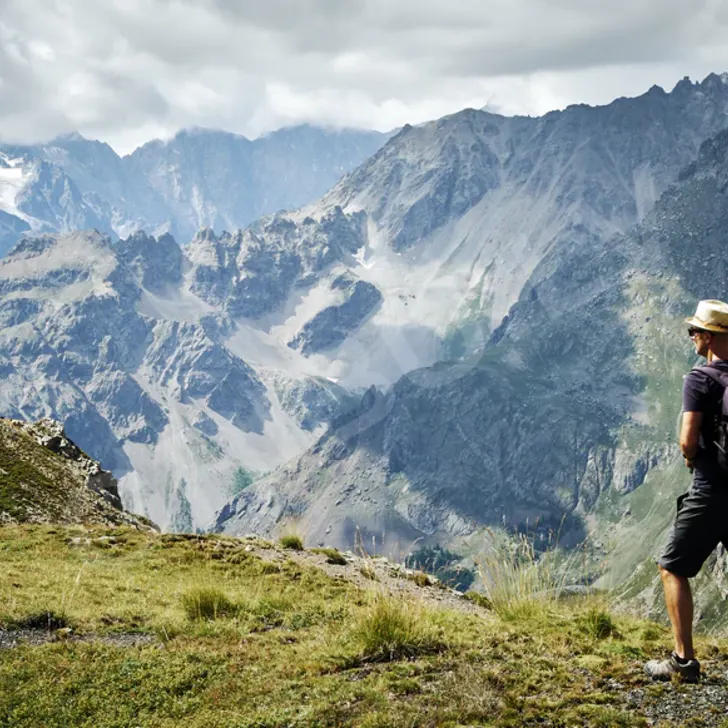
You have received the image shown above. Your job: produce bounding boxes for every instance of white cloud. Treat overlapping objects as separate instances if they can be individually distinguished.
[1,0,728,154]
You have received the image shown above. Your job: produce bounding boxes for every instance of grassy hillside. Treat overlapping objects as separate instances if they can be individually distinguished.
[1,525,728,727]
[0,418,154,529]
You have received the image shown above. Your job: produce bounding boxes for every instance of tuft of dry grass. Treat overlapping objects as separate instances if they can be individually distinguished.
[349,594,448,663]
[181,587,238,621]
[475,530,571,622]
[360,564,379,580]
[279,533,305,551]
[312,547,348,565]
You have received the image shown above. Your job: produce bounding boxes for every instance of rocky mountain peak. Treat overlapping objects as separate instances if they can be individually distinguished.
[115,230,184,292]
[194,227,218,243]
[52,131,87,143]
[699,71,728,91]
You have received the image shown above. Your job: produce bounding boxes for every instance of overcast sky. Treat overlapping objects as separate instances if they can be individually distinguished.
[1,0,728,154]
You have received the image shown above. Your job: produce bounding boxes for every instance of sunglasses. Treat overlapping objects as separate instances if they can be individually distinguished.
[688,327,711,337]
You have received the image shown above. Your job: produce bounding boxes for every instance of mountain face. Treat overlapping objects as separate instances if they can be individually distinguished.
[0,210,30,259]
[4,74,728,541]
[213,75,728,555]
[0,125,390,253]
[210,73,728,395]
[0,226,362,530]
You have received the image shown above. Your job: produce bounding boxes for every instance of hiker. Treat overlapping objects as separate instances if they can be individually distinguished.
[645,299,728,682]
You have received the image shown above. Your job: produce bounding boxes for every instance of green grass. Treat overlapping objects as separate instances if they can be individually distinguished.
[312,547,348,565]
[181,587,238,621]
[279,533,305,551]
[0,425,73,522]
[463,591,492,609]
[579,606,620,640]
[0,524,725,727]
[347,594,448,663]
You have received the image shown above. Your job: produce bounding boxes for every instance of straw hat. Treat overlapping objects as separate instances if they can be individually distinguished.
[685,299,728,332]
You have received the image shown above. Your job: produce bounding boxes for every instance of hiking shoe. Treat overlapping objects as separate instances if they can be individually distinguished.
[644,652,700,682]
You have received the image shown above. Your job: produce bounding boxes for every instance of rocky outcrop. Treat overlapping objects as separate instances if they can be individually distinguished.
[187,207,368,320]
[114,231,184,293]
[18,418,123,508]
[288,276,382,355]
[270,374,357,432]
[612,443,676,495]
[144,320,268,432]
[0,417,155,528]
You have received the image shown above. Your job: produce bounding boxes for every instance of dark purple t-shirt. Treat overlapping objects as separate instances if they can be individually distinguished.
[682,360,728,489]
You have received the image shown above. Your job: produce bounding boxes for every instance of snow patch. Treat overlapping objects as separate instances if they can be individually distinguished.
[0,164,31,222]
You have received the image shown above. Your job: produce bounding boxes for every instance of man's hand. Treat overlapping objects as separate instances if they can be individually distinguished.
[683,455,694,472]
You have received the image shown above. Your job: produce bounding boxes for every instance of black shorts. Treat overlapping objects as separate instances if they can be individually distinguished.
[658,487,728,578]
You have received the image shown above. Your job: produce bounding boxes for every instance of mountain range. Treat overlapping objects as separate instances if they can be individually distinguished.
[0,125,389,256]
[2,71,728,596]
[210,72,728,583]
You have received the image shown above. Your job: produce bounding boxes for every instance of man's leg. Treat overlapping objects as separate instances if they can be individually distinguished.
[659,564,694,660]
[645,488,714,680]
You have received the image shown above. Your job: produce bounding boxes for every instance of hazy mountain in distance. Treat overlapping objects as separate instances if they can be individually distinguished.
[0,125,392,252]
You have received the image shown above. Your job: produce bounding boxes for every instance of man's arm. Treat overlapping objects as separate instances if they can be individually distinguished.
[680,411,702,464]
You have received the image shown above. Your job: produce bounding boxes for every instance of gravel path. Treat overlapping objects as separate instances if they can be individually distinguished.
[625,661,728,727]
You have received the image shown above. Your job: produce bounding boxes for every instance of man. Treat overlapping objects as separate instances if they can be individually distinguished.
[645,299,728,682]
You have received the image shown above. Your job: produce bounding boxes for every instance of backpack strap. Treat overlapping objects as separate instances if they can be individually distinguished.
[696,365,728,390]
[696,367,728,460]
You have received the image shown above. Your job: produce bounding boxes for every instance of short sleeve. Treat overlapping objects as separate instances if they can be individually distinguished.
[683,370,711,412]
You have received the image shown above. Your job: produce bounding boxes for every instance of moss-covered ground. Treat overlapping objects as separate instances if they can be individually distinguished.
[1,525,728,727]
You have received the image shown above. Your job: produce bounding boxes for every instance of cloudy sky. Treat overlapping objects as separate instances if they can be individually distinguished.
[1,0,728,154]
